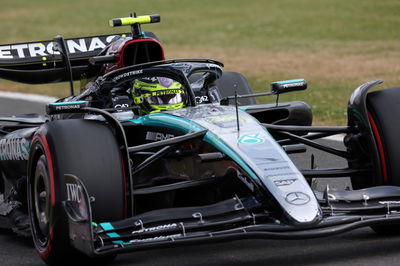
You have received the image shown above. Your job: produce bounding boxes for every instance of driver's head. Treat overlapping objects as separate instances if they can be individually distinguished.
[132,77,186,114]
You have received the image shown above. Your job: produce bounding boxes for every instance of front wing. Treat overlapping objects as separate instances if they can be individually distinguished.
[64,174,400,257]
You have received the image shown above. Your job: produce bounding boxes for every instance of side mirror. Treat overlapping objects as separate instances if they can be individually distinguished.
[271,79,307,95]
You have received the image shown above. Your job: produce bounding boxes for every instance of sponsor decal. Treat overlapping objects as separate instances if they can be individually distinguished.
[151,89,185,96]
[379,201,400,205]
[131,223,178,235]
[114,103,130,109]
[0,35,119,60]
[274,178,297,186]
[256,157,281,163]
[129,234,182,244]
[112,70,143,82]
[54,104,81,111]
[0,138,30,160]
[264,166,290,171]
[265,172,299,178]
[112,95,130,110]
[205,114,250,128]
[47,101,87,114]
[195,95,209,104]
[281,82,305,89]
[146,131,175,141]
[206,114,250,126]
[237,133,265,145]
[141,77,158,82]
[285,192,310,205]
[66,183,82,203]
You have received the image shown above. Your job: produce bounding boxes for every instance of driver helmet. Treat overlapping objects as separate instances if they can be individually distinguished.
[132,77,186,113]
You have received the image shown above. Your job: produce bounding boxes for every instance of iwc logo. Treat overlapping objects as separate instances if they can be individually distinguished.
[237,133,265,144]
[285,192,310,205]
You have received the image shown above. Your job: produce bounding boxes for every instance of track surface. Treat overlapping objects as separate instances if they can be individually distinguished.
[1,98,399,266]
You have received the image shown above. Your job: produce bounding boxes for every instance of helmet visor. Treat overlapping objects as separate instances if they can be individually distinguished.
[147,93,183,105]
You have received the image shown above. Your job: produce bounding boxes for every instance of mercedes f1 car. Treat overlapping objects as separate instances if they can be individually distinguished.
[1,14,400,265]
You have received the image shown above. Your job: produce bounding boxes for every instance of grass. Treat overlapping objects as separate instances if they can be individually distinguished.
[1,0,400,125]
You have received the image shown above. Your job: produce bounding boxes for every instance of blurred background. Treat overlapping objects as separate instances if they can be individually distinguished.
[1,0,399,125]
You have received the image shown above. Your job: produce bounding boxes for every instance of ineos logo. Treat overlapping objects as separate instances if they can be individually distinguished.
[285,192,310,205]
[274,178,297,186]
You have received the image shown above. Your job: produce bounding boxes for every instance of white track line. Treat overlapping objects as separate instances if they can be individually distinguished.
[0,91,344,142]
[0,91,57,103]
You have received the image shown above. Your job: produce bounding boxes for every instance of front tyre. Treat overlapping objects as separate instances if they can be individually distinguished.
[359,87,400,234]
[28,137,73,265]
[28,120,126,265]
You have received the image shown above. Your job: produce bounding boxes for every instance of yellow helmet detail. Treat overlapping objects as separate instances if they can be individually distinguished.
[132,77,186,114]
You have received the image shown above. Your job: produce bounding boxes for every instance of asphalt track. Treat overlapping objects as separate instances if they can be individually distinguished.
[1,97,400,266]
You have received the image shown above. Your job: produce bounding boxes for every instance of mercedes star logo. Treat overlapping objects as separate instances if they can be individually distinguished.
[285,192,310,205]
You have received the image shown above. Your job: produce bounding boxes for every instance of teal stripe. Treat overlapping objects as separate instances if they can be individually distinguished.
[239,106,254,111]
[274,79,305,84]
[204,132,258,180]
[107,232,120,238]
[129,113,204,133]
[49,101,87,106]
[129,113,259,180]
[112,240,131,244]
[99,222,114,231]
[100,222,121,239]
[100,222,132,245]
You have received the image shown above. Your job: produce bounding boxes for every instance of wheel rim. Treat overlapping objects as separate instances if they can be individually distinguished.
[32,155,52,248]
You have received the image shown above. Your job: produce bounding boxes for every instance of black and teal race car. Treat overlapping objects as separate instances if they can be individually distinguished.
[1,14,400,266]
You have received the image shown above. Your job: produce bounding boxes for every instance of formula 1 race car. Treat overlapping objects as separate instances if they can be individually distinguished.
[1,14,400,265]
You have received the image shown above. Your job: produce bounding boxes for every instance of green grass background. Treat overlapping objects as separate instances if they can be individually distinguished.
[1,0,400,125]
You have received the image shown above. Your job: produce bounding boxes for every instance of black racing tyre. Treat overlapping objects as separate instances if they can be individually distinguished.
[365,87,400,186]
[362,87,400,234]
[28,119,126,265]
[216,72,256,106]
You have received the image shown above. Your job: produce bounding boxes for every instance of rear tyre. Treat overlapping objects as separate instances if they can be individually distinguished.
[28,119,126,265]
[362,87,400,234]
[216,72,256,106]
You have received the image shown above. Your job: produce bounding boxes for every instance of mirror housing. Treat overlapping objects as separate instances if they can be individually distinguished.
[271,79,307,95]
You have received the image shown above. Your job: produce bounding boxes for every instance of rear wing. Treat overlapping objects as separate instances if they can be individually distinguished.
[0,32,157,84]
